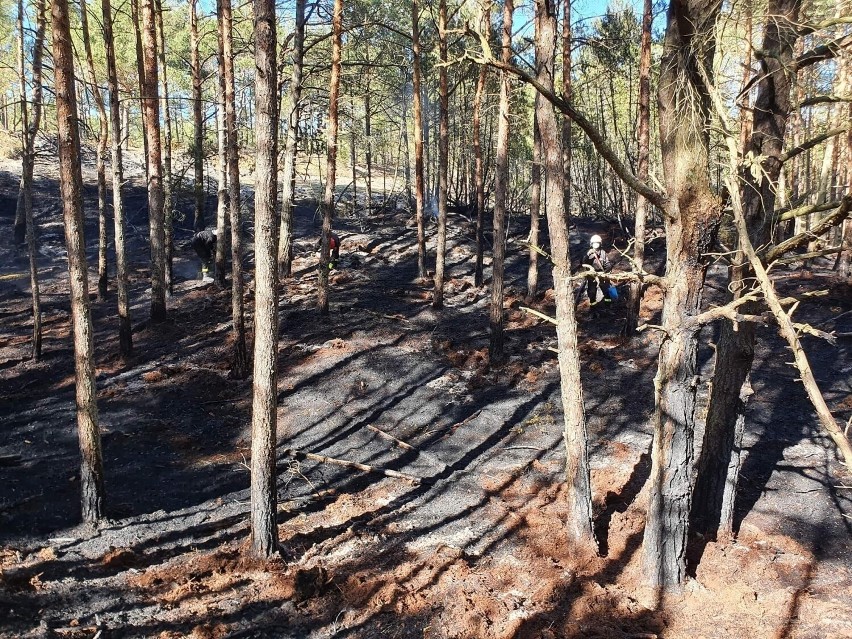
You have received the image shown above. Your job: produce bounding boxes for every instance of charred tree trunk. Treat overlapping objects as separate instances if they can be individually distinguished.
[433,0,449,309]
[250,0,279,559]
[132,0,149,179]
[473,59,487,288]
[53,0,106,522]
[642,0,722,590]
[220,0,248,375]
[318,0,343,315]
[80,0,110,302]
[692,0,801,541]
[489,0,512,362]
[102,0,133,356]
[278,0,306,279]
[412,0,427,279]
[535,0,596,547]
[156,0,174,295]
[624,0,652,338]
[17,0,46,360]
[190,0,205,231]
[141,0,167,321]
[215,6,229,289]
[561,0,572,218]
[528,106,541,300]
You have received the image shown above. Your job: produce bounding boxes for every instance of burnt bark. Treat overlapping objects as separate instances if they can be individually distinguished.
[220,0,248,375]
[250,0,279,559]
[692,0,801,541]
[535,0,596,547]
[318,0,343,315]
[16,0,46,360]
[489,0,512,363]
[141,0,167,321]
[278,0,306,279]
[102,0,133,356]
[190,0,205,231]
[53,0,106,522]
[412,0,427,280]
[433,0,449,309]
[642,0,723,589]
[624,0,652,339]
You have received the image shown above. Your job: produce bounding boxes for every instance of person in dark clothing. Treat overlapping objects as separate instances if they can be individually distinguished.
[191,228,217,280]
[583,234,615,315]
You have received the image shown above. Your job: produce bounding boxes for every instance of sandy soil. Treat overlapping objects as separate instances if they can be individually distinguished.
[0,154,851,639]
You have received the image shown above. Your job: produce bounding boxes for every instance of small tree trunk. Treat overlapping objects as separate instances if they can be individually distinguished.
[278,0,306,279]
[102,0,133,356]
[535,0,595,547]
[214,8,229,289]
[473,43,487,288]
[190,0,205,231]
[412,0,427,279]
[489,0,512,362]
[220,0,248,375]
[79,0,110,302]
[318,0,343,315]
[17,0,46,360]
[561,0,572,218]
[250,0,279,559]
[156,0,174,295]
[132,0,150,179]
[141,0,167,321]
[624,0,652,338]
[433,0,449,309]
[364,64,373,215]
[528,105,541,300]
[53,0,106,523]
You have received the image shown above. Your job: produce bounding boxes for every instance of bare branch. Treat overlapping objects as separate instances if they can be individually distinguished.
[774,199,840,222]
[466,29,667,210]
[781,125,852,164]
[764,196,852,263]
[794,32,852,70]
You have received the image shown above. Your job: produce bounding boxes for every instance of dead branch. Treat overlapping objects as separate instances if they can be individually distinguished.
[781,126,851,164]
[366,424,446,468]
[688,293,763,328]
[794,32,852,70]
[702,66,852,471]
[281,448,424,484]
[773,246,843,265]
[774,199,840,222]
[765,196,852,263]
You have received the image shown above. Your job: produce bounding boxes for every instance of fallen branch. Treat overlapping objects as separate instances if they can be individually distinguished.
[367,424,446,468]
[281,448,424,484]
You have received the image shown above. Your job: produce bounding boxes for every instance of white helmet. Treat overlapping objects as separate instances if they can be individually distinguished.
[590,234,602,246]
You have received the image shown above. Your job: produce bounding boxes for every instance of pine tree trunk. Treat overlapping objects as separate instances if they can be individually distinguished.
[220,0,248,375]
[215,9,229,289]
[250,0,279,559]
[561,0,572,218]
[412,0,427,280]
[102,0,133,356]
[17,0,46,360]
[278,0,306,279]
[624,0,652,338]
[535,0,595,547]
[528,106,541,300]
[489,0,512,362]
[642,0,722,589]
[318,0,343,315]
[473,23,487,288]
[365,70,373,216]
[79,0,110,302]
[433,0,449,309]
[132,0,150,179]
[692,0,801,541]
[53,0,106,523]
[141,0,167,321]
[156,0,174,295]
[190,0,205,231]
